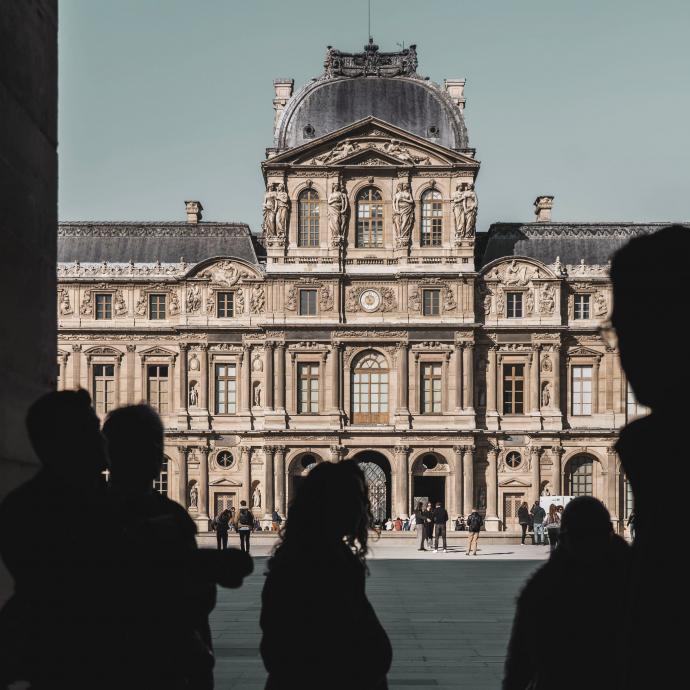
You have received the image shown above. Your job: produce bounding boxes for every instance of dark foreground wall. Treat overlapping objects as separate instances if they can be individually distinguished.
[0,0,58,602]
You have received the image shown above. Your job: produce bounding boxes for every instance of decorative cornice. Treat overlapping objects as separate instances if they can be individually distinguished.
[58,223,250,238]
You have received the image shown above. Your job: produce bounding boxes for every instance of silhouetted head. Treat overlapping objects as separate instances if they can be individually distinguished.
[416,501,424,512]
[611,225,690,411]
[26,389,107,485]
[240,500,247,508]
[560,497,613,557]
[271,460,372,566]
[435,502,441,508]
[102,404,163,493]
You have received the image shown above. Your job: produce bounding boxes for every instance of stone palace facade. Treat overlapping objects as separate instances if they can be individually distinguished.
[56,42,656,531]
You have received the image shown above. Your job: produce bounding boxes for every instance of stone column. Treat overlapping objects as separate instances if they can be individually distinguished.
[127,344,137,405]
[199,345,209,410]
[454,343,463,411]
[177,445,188,508]
[485,446,499,530]
[263,445,275,519]
[274,446,286,516]
[552,346,561,414]
[463,342,475,411]
[197,446,210,529]
[72,344,82,389]
[397,343,409,413]
[452,446,464,517]
[551,446,563,495]
[264,342,274,410]
[240,345,251,414]
[487,347,497,412]
[463,445,474,514]
[330,344,341,415]
[58,354,68,391]
[606,446,620,528]
[393,445,410,519]
[592,357,601,414]
[241,446,252,506]
[530,445,541,503]
[179,343,189,414]
[275,343,285,411]
[524,352,532,414]
[530,348,539,412]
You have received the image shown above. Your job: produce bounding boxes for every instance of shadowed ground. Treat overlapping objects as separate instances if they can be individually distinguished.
[211,548,543,689]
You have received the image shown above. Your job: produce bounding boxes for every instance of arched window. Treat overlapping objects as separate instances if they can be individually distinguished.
[421,189,442,246]
[352,351,389,424]
[356,187,383,248]
[153,457,169,495]
[298,189,320,247]
[216,451,234,469]
[505,451,522,469]
[568,455,593,496]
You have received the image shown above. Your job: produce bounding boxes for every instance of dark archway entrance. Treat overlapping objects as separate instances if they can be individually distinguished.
[352,451,392,524]
[413,476,446,508]
[290,453,319,504]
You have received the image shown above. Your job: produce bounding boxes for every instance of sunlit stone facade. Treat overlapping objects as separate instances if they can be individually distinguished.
[57,43,652,532]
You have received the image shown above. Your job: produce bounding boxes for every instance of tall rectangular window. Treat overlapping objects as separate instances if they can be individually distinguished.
[503,364,524,414]
[217,292,234,318]
[95,294,113,320]
[574,294,590,320]
[507,292,523,318]
[626,381,649,421]
[149,293,166,320]
[422,289,441,316]
[215,363,237,414]
[572,365,593,415]
[147,364,169,414]
[421,362,442,413]
[297,362,319,413]
[356,188,384,248]
[421,190,443,246]
[299,289,317,316]
[93,363,115,414]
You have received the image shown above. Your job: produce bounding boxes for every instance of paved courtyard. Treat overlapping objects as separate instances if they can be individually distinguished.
[211,541,545,689]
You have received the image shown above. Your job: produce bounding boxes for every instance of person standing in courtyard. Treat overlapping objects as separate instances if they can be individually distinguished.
[414,502,427,551]
[530,501,546,545]
[544,504,560,552]
[212,508,231,550]
[432,502,449,553]
[236,500,254,555]
[518,501,530,545]
[466,508,483,555]
[425,502,434,549]
[272,509,282,532]
[260,461,392,689]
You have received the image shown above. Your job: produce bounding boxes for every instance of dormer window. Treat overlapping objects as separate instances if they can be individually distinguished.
[574,294,590,320]
[356,188,383,248]
[507,292,523,318]
[95,294,112,320]
[298,189,320,247]
[421,190,442,247]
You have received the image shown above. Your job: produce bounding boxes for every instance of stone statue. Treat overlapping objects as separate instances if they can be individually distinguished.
[541,381,551,407]
[79,291,93,316]
[593,291,608,317]
[134,292,147,316]
[190,483,198,509]
[252,486,262,509]
[251,286,265,314]
[540,284,557,314]
[392,182,414,248]
[504,260,526,286]
[541,355,552,373]
[189,354,200,371]
[253,382,262,407]
[274,183,290,238]
[261,183,277,237]
[169,291,180,315]
[452,183,478,239]
[189,383,199,407]
[186,284,201,312]
[328,182,349,246]
[114,289,127,316]
[525,290,535,315]
[58,288,73,315]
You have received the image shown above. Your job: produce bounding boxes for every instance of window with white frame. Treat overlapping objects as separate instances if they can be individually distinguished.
[153,457,168,495]
[217,292,234,318]
[421,362,442,413]
[574,294,590,320]
[95,294,113,320]
[148,293,166,320]
[93,363,115,414]
[422,289,441,316]
[572,365,593,415]
[299,289,318,316]
[420,190,442,247]
[297,362,319,413]
[215,363,237,414]
[506,292,523,318]
[147,364,169,414]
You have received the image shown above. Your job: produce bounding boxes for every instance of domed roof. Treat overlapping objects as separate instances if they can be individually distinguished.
[275,43,469,152]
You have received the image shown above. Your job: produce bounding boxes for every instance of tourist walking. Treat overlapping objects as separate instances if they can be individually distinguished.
[432,502,449,552]
[212,509,232,550]
[236,500,254,554]
[414,502,426,551]
[530,501,546,545]
[260,461,392,689]
[544,504,561,552]
[518,502,530,545]
[466,508,483,555]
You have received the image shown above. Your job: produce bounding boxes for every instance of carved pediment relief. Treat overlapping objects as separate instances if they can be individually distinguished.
[209,478,242,487]
[499,478,532,488]
[197,260,256,287]
[139,346,177,358]
[84,346,123,358]
[568,346,602,359]
[483,259,554,286]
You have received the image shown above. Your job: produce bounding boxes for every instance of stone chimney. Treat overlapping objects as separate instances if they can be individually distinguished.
[534,196,554,222]
[185,200,203,224]
[444,79,466,112]
[273,78,294,130]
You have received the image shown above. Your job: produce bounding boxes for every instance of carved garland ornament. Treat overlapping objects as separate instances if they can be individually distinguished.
[345,286,397,313]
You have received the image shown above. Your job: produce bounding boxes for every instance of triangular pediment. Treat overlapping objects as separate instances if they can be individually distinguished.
[499,478,532,488]
[264,117,479,169]
[139,346,177,358]
[568,346,602,358]
[209,478,242,487]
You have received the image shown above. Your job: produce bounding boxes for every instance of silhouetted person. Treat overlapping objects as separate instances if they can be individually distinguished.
[212,509,231,550]
[503,497,630,690]
[518,501,530,545]
[530,501,546,545]
[611,225,690,689]
[414,501,427,550]
[466,508,483,555]
[236,500,254,553]
[102,404,252,689]
[0,389,110,689]
[260,461,392,689]
[432,501,448,552]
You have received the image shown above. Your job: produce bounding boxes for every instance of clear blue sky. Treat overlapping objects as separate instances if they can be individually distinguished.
[59,0,690,231]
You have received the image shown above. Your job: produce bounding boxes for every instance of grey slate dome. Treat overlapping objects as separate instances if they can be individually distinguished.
[276,43,469,151]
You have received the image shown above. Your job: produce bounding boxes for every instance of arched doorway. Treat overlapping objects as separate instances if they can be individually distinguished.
[566,454,595,496]
[412,453,448,513]
[351,350,390,425]
[352,451,392,524]
[289,452,321,506]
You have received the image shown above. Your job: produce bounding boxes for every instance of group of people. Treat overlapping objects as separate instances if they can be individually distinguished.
[517,501,564,550]
[411,502,484,554]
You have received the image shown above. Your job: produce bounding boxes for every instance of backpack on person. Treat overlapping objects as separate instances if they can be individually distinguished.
[238,509,252,527]
[467,512,483,532]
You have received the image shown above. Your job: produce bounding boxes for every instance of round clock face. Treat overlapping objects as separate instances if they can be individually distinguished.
[359,289,381,312]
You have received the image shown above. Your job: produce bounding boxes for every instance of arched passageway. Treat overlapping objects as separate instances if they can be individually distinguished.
[351,451,392,524]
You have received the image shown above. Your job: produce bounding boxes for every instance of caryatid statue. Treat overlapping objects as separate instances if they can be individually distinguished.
[393,182,414,248]
[328,182,348,246]
[452,182,479,239]
[261,183,277,238]
[274,183,290,239]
